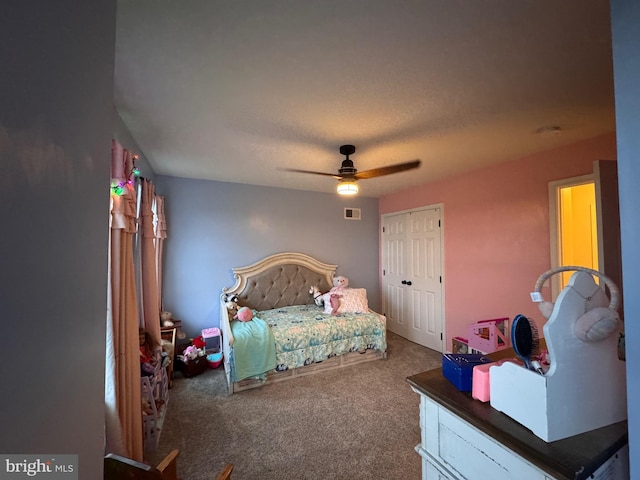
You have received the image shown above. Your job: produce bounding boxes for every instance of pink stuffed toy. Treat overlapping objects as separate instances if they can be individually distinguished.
[329,293,342,316]
[234,306,254,322]
[315,276,351,315]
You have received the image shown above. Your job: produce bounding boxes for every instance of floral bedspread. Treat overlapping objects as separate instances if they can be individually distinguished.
[254,304,387,371]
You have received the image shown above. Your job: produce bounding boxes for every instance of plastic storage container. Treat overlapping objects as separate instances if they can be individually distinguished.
[442,353,491,391]
[471,359,520,402]
[202,327,223,369]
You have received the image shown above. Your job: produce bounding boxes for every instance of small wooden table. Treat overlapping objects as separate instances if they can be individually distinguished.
[160,327,177,388]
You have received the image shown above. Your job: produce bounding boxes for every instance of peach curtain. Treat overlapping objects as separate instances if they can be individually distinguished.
[105,140,143,461]
[154,195,167,313]
[140,179,161,345]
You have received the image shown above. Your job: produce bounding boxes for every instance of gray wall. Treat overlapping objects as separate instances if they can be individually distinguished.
[611,0,640,475]
[0,2,115,479]
[113,111,156,182]
[155,175,380,339]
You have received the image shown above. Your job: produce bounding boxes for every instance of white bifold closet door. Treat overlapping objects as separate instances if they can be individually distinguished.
[382,207,444,352]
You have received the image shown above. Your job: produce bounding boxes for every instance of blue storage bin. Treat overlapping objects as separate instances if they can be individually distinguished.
[442,354,491,391]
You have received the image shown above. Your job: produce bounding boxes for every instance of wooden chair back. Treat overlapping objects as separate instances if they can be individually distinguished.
[104,449,233,480]
[104,449,179,480]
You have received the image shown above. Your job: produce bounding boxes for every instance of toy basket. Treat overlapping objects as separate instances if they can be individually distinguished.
[202,327,223,368]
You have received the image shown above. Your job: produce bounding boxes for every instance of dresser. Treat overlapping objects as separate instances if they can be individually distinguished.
[407,368,628,480]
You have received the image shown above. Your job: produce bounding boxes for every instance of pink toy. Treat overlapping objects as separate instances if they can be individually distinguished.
[234,306,254,322]
[313,276,351,313]
[329,293,342,316]
[472,359,519,402]
[467,317,510,353]
[181,345,201,360]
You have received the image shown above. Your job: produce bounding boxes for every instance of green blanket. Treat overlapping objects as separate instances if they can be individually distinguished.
[230,315,277,382]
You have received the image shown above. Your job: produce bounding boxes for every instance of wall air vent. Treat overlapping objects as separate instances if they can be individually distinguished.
[344,208,361,220]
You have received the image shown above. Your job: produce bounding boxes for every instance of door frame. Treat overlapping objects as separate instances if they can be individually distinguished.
[548,173,598,299]
[380,203,445,352]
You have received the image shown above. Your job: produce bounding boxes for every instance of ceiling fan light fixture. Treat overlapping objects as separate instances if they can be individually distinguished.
[337,179,359,195]
[282,144,420,196]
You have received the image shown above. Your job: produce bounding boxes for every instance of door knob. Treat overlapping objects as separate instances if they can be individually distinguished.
[401,280,407,284]
[406,281,412,286]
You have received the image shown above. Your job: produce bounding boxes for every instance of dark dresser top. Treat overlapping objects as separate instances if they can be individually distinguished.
[407,367,627,480]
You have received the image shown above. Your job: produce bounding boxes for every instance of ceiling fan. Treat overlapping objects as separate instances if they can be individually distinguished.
[283,145,421,195]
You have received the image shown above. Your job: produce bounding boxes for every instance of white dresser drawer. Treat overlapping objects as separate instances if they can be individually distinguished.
[420,451,455,480]
[421,395,549,480]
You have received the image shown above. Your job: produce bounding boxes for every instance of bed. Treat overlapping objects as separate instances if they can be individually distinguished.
[219,252,387,393]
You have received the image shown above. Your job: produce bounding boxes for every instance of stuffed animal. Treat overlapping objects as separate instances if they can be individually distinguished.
[223,293,239,318]
[192,335,206,349]
[160,310,174,327]
[329,293,342,316]
[180,345,202,361]
[234,306,253,322]
[313,276,351,313]
[159,310,187,339]
[309,286,324,307]
[330,275,349,291]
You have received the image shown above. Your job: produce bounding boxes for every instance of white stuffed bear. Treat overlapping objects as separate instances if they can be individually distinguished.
[310,276,349,308]
[330,276,349,291]
[160,310,174,327]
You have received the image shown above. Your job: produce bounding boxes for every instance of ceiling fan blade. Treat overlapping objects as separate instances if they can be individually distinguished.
[281,167,341,179]
[354,159,421,180]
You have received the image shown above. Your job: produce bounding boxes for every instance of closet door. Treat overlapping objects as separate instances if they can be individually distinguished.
[382,213,409,339]
[382,207,444,352]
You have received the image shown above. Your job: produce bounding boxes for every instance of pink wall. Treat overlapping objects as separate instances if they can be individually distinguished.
[379,133,617,350]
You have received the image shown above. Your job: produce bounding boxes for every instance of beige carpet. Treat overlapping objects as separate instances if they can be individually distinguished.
[149,331,441,480]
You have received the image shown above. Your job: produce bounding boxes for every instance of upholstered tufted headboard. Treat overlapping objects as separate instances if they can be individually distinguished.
[221,252,336,311]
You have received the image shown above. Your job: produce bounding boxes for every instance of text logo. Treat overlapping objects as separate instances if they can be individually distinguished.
[0,455,77,480]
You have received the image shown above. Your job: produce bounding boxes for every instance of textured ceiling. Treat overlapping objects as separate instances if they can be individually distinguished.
[114,0,615,198]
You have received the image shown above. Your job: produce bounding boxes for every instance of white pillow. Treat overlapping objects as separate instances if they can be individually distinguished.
[339,288,368,313]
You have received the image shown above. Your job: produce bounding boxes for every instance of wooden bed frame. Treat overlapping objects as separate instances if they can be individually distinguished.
[220,252,387,393]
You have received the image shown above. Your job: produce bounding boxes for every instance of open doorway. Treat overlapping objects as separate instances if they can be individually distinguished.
[549,174,599,297]
[548,160,622,304]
